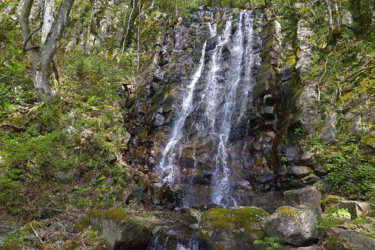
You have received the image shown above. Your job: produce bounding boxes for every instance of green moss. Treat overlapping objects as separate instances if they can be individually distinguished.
[88,208,129,223]
[139,127,148,142]
[63,240,79,250]
[75,216,90,232]
[322,195,345,209]
[362,134,375,148]
[324,236,351,250]
[200,207,269,233]
[278,207,302,218]
[23,220,43,232]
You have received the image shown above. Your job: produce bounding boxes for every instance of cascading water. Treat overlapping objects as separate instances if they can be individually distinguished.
[157,10,260,208]
[157,41,207,183]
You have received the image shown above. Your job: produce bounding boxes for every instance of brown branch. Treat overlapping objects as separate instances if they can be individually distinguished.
[22,21,43,52]
[341,64,375,84]
[29,223,44,245]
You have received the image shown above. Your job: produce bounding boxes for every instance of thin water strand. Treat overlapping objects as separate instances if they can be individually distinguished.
[158,42,207,183]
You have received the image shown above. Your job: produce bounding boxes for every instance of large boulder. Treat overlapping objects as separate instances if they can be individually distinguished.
[324,231,375,250]
[199,207,269,250]
[262,206,319,246]
[283,186,322,214]
[87,208,152,249]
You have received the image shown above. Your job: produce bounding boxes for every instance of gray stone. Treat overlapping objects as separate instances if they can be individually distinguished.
[349,115,361,136]
[324,231,375,250]
[301,174,320,185]
[263,206,319,246]
[320,112,337,144]
[296,21,312,73]
[288,166,312,176]
[338,231,375,250]
[63,126,77,136]
[88,209,152,249]
[284,246,319,250]
[336,200,375,219]
[296,82,319,134]
[283,186,322,214]
[237,180,252,191]
[152,113,165,127]
[81,128,93,139]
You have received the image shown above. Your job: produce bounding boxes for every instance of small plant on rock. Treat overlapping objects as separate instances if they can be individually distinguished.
[253,237,280,249]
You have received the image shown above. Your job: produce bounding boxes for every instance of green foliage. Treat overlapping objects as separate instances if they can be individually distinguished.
[82,230,97,238]
[280,156,288,163]
[0,129,69,172]
[64,50,127,88]
[318,209,351,229]
[3,230,28,249]
[0,177,23,212]
[253,237,280,250]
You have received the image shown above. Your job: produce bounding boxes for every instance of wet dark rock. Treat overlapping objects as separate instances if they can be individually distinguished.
[148,225,200,250]
[250,173,277,184]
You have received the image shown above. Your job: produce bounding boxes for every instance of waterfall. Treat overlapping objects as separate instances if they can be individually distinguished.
[157,10,260,208]
[210,12,250,207]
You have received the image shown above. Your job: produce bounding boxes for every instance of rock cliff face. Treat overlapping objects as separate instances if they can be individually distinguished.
[122,6,324,210]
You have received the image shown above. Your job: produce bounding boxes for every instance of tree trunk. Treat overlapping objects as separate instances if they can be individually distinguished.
[121,0,140,54]
[20,0,74,97]
[325,0,341,43]
[42,0,55,44]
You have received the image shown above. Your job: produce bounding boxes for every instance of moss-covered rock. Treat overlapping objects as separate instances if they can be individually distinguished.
[199,207,269,250]
[262,206,319,247]
[87,208,152,249]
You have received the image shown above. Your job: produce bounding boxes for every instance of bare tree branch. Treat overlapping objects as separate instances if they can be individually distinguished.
[340,59,375,84]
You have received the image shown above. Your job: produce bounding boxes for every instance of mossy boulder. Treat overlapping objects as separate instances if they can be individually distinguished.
[262,206,319,246]
[87,208,152,249]
[199,207,269,250]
